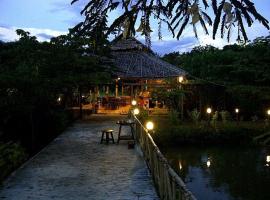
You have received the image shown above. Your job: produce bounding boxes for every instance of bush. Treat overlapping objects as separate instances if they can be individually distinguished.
[168,110,180,125]
[153,118,266,147]
[0,142,28,182]
[188,109,200,124]
[220,110,231,123]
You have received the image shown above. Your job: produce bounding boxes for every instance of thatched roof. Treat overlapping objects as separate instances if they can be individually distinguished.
[111,37,187,79]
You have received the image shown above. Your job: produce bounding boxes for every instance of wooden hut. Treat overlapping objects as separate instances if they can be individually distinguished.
[97,36,187,114]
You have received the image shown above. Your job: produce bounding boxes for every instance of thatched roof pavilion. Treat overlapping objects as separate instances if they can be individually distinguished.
[111,37,187,79]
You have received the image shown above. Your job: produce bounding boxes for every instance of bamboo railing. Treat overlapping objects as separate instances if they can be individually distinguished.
[133,115,196,200]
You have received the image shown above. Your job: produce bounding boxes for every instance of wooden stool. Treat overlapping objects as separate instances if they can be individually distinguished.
[116,120,135,144]
[100,129,115,144]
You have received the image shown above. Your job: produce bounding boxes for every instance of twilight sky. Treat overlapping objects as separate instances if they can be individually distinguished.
[0,0,269,55]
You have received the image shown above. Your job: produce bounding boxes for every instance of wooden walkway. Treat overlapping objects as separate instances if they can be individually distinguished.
[0,115,159,200]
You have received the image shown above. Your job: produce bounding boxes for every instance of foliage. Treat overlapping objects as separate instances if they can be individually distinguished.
[211,111,219,128]
[162,35,270,118]
[168,110,180,125]
[220,110,231,123]
[153,116,266,147]
[71,0,269,44]
[0,30,112,152]
[137,108,150,123]
[188,109,201,124]
[0,142,28,182]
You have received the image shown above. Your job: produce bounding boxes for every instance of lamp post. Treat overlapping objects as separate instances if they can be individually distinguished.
[131,100,137,106]
[235,108,239,124]
[207,160,211,168]
[206,107,212,126]
[178,76,184,121]
[133,108,140,115]
[267,109,270,125]
[146,121,154,134]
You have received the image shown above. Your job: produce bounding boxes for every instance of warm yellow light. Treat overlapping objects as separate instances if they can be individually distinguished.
[206,108,212,114]
[207,160,211,168]
[267,155,270,163]
[267,109,270,116]
[179,161,182,170]
[131,100,137,106]
[117,77,121,80]
[133,108,140,115]
[146,121,154,131]
[178,76,184,83]
[235,108,239,113]
[57,97,61,102]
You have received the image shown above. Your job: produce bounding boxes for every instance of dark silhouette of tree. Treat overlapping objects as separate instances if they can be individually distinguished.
[0,30,112,152]
[162,35,270,117]
[71,0,269,44]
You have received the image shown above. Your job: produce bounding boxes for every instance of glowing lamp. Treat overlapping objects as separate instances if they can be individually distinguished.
[179,161,182,170]
[57,97,61,102]
[133,108,140,115]
[235,108,239,113]
[178,76,184,83]
[267,109,270,116]
[131,100,137,106]
[146,121,154,131]
[267,155,270,163]
[207,160,211,168]
[206,108,212,114]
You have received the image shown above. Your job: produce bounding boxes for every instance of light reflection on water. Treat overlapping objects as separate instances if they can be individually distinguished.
[164,146,270,200]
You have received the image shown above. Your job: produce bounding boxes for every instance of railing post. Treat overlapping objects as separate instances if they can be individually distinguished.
[133,114,196,200]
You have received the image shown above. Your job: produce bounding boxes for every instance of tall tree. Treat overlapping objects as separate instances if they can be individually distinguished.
[0,30,112,151]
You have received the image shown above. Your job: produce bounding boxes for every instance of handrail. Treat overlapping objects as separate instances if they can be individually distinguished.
[133,114,197,200]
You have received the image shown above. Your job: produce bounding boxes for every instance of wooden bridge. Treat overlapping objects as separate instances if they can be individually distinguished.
[0,114,196,200]
[133,114,196,200]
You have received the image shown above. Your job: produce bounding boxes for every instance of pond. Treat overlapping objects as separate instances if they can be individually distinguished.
[163,146,270,200]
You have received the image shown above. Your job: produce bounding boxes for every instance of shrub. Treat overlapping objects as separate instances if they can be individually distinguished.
[211,111,219,128]
[168,110,180,125]
[0,142,28,182]
[188,109,200,124]
[220,110,231,123]
[153,118,266,147]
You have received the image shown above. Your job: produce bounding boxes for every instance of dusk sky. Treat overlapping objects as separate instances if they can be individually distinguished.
[0,0,269,55]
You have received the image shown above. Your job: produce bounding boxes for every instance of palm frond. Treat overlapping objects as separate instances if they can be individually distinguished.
[221,14,226,38]
[213,0,225,39]
[236,9,248,41]
[177,15,190,39]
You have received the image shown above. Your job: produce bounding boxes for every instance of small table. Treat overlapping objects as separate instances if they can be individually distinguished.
[100,129,115,144]
[116,120,135,143]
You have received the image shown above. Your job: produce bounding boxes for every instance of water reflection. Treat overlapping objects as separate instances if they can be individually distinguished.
[164,146,270,200]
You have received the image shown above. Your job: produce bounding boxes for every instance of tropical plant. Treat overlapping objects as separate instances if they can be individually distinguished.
[169,110,180,125]
[0,29,112,152]
[220,110,231,123]
[211,111,219,128]
[71,0,269,45]
[162,35,270,118]
[188,109,201,124]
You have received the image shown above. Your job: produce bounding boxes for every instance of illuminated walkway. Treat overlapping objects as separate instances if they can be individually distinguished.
[0,115,159,200]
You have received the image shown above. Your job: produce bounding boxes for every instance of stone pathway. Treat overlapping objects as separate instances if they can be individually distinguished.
[0,115,159,200]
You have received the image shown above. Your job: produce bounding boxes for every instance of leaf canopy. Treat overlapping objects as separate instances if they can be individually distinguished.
[71,0,269,43]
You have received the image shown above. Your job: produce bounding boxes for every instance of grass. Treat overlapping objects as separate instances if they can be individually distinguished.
[151,116,268,147]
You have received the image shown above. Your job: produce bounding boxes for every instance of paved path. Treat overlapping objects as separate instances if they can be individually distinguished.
[0,115,159,200]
